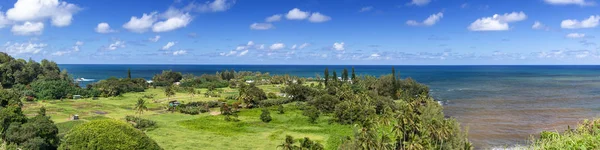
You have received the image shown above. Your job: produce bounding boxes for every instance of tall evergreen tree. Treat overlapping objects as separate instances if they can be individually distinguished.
[342,68,349,81]
[324,68,329,86]
[351,67,356,80]
[333,71,338,83]
[127,68,132,79]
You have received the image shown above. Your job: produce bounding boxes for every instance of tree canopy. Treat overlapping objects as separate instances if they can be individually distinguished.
[60,119,162,150]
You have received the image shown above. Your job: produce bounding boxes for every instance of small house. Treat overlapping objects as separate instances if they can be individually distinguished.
[73,95,81,99]
[72,114,79,120]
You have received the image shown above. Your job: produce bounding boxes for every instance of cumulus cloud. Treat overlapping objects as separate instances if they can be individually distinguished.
[359,6,373,12]
[266,14,282,22]
[95,22,116,33]
[104,40,125,51]
[409,0,432,6]
[152,13,192,32]
[561,15,599,29]
[183,0,235,12]
[162,42,176,50]
[566,33,586,38]
[52,41,83,56]
[468,12,527,31]
[173,50,187,56]
[0,12,11,28]
[286,8,310,20]
[544,0,594,6]
[298,43,310,49]
[2,41,47,55]
[532,21,547,30]
[308,12,331,23]
[123,12,157,33]
[406,12,443,26]
[250,23,274,30]
[6,0,81,27]
[149,35,161,42]
[333,42,345,51]
[11,22,44,36]
[270,43,285,50]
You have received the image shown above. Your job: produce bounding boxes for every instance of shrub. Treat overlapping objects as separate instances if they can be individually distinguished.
[60,119,162,150]
[302,106,320,124]
[260,108,272,123]
[278,105,285,114]
[267,92,278,99]
[259,98,291,107]
[125,116,157,130]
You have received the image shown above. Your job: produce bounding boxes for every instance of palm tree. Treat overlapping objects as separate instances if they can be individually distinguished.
[277,135,297,150]
[134,98,148,116]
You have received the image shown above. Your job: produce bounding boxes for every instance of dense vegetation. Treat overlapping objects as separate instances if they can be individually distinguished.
[529,119,600,149]
[60,119,162,150]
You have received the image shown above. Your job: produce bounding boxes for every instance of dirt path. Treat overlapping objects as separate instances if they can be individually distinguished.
[210,111,221,116]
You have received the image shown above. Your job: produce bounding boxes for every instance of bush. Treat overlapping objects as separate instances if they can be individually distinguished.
[259,98,291,107]
[302,106,320,124]
[260,108,272,123]
[267,92,278,99]
[60,119,162,150]
[125,116,157,130]
[278,105,285,114]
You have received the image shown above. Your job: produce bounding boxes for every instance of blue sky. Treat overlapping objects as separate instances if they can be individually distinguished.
[0,0,599,65]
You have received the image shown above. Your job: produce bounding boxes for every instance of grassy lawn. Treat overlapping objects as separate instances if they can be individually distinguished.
[22,85,353,150]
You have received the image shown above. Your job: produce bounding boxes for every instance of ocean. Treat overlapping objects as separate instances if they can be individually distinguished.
[59,64,600,148]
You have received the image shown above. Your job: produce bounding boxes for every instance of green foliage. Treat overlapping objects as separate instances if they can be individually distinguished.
[90,77,148,97]
[60,119,162,150]
[324,68,329,86]
[238,83,267,107]
[308,94,339,114]
[134,98,148,115]
[332,94,376,125]
[258,98,291,107]
[281,83,317,102]
[152,70,182,86]
[125,116,157,130]
[30,79,75,99]
[260,108,272,123]
[4,107,60,150]
[278,105,285,114]
[0,53,66,88]
[277,135,324,150]
[267,92,278,99]
[530,119,600,149]
[302,106,320,124]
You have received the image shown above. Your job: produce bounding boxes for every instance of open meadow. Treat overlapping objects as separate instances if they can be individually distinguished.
[22,85,353,150]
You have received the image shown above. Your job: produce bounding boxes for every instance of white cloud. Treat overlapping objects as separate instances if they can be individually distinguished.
[73,41,83,51]
[162,42,176,50]
[0,12,11,28]
[239,50,249,56]
[266,14,282,22]
[406,12,443,26]
[409,0,432,6]
[123,12,157,33]
[149,35,161,42]
[308,12,331,23]
[250,23,274,30]
[184,0,235,12]
[298,43,310,49]
[258,44,265,50]
[286,8,310,20]
[3,41,47,55]
[532,21,547,30]
[544,0,594,6]
[173,50,187,56]
[468,12,527,31]
[561,15,599,29]
[52,41,82,56]
[566,33,586,38]
[11,21,44,36]
[6,0,81,27]
[106,40,125,51]
[270,43,285,50]
[51,51,69,56]
[333,42,345,51]
[95,22,116,33]
[152,13,192,32]
[359,6,373,12]
[290,44,297,50]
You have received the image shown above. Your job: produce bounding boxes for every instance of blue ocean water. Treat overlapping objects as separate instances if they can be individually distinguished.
[59,64,600,148]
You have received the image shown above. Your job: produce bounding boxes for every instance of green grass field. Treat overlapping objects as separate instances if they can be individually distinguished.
[24,85,353,150]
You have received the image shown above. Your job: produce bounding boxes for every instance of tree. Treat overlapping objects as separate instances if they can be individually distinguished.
[164,85,175,101]
[302,106,320,124]
[134,98,148,116]
[277,135,298,150]
[351,67,357,84]
[59,119,162,150]
[260,108,272,123]
[332,71,338,83]
[342,68,349,81]
[186,87,196,101]
[324,68,329,86]
[238,84,267,107]
[308,94,339,113]
[128,68,132,79]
